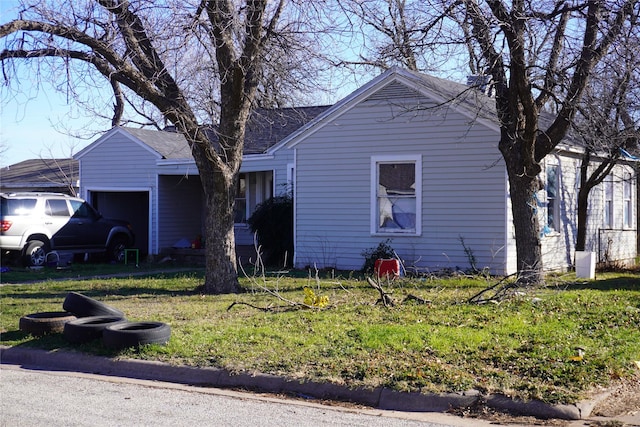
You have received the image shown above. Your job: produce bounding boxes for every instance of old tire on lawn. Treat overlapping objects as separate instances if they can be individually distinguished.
[103,322,171,349]
[63,315,128,344]
[63,291,125,318]
[19,312,77,336]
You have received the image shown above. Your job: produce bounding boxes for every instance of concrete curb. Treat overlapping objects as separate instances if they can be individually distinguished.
[0,345,599,420]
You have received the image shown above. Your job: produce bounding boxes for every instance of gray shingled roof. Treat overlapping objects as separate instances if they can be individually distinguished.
[243,106,330,154]
[124,127,193,160]
[124,106,331,159]
[1,158,79,190]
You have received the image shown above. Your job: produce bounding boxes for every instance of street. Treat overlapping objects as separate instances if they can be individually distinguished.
[0,365,494,427]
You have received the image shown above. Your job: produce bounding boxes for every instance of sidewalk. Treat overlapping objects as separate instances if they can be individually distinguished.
[1,345,638,426]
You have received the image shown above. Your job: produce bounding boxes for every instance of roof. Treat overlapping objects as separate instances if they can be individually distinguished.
[277,67,502,150]
[243,106,330,154]
[0,158,79,190]
[106,106,331,160]
[123,128,193,159]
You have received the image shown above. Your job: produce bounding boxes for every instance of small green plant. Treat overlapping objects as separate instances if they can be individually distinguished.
[360,239,396,273]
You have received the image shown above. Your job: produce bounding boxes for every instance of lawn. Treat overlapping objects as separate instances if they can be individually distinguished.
[1,265,638,405]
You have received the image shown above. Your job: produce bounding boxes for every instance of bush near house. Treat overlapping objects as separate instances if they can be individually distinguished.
[247,194,293,267]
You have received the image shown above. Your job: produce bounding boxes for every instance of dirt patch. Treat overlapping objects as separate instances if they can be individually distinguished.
[448,376,640,426]
[591,376,640,418]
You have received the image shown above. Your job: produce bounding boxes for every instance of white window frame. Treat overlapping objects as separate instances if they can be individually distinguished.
[623,172,633,228]
[603,175,614,228]
[370,155,422,236]
[234,173,248,225]
[545,164,560,232]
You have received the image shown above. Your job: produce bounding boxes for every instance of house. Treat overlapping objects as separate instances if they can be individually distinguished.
[1,158,79,194]
[74,107,329,259]
[75,68,637,272]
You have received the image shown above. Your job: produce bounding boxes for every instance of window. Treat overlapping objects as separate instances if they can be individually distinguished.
[623,172,632,228]
[69,200,98,220]
[234,173,247,224]
[2,198,36,216]
[371,155,421,235]
[45,199,70,217]
[546,165,559,231]
[604,175,614,228]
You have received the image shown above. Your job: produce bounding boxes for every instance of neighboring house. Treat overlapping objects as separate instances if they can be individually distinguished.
[75,68,638,272]
[1,158,79,194]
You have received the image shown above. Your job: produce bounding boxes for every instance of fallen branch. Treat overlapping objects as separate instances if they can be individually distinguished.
[366,277,395,307]
[227,301,300,312]
[402,294,431,305]
[467,272,523,304]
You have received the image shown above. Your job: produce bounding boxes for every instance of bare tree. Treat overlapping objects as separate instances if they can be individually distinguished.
[0,0,321,294]
[460,0,638,283]
[334,0,464,74]
[336,0,638,281]
[573,34,640,251]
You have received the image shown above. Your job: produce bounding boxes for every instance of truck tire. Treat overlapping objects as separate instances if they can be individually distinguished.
[108,235,128,262]
[19,312,77,336]
[63,315,128,344]
[63,291,125,318]
[22,239,49,267]
[103,322,171,349]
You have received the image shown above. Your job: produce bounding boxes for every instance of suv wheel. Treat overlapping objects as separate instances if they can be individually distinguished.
[23,239,49,267]
[108,236,128,262]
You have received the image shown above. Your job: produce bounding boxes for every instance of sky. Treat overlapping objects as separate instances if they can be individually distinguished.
[0,1,355,168]
[0,1,384,168]
[1,1,104,167]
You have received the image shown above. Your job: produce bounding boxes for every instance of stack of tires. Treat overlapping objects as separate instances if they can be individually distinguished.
[18,292,170,350]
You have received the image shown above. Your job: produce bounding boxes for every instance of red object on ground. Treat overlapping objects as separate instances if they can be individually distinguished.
[374,259,400,279]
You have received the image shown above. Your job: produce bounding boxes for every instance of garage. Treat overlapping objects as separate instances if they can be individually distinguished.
[88,191,150,257]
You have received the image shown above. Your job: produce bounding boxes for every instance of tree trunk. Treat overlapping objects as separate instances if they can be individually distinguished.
[506,168,543,283]
[575,186,589,252]
[197,162,241,294]
[202,176,240,294]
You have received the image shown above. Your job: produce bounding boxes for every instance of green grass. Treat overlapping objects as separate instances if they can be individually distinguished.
[1,267,638,405]
[0,260,201,284]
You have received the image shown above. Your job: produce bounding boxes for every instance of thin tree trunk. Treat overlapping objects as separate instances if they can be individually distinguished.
[575,186,590,252]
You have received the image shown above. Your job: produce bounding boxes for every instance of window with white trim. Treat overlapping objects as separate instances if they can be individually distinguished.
[371,155,421,235]
[603,175,614,228]
[234,173,247,224]
[623,172,632,228]
[546,165,559,231]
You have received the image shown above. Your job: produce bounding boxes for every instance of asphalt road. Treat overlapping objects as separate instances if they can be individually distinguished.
[0,365,494,427]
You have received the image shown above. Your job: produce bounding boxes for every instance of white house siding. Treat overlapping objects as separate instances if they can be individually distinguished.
[585,162,637,265]
[539,154,580,271]
[537,154,637,271]
[293,95,508,273]
[77,131,159,253]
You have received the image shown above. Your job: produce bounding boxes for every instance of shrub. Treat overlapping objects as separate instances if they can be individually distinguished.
[361,239,395,273]
[247,193,293,267]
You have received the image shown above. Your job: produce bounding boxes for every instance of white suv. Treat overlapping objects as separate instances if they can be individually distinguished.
[1,192,135,266]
